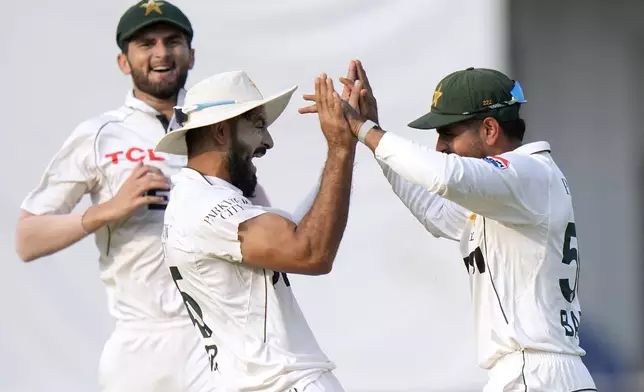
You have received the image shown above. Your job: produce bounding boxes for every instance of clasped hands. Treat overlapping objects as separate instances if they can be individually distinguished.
[298,60,380,150]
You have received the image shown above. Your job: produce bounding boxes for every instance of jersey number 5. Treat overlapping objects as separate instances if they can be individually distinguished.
[559,222,582,338]
[169,266,219,371]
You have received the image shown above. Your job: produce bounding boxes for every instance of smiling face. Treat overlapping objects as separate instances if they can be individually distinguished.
[226,107,274,197]
[117,23,194,100]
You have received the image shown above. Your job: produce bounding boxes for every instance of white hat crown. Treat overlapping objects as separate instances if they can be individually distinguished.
[181,70,264,112]
[154,70,298,156]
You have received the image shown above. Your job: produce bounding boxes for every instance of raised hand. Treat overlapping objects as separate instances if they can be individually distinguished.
[314,73,356,149]
[339,60,379,124]
[299,61,358,115]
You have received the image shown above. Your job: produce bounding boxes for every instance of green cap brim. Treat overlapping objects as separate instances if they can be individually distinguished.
[408,111,476,130]
[119,18,192,48]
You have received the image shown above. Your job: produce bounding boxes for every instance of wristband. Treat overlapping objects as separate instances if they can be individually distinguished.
[358,120,378,144]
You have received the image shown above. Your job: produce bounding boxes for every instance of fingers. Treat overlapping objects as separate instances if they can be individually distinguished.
[132,163,164,179]
[298,94,317,114]
[348,80,361,110]
[146,176,171,190]
[326,77,337,110]
[315,75,324,113]
[297,104,317,115]
[340,60,357,99]
[346,60,357,81]
[130,161,146,178]
[319,73,329,111]
[339,77,355,90]
[134,174,170,195]
[135,195,166,207]
[355,60,371,90]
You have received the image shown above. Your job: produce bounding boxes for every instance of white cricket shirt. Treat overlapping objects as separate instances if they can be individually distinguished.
[21,91,189,322]
[375,132,586,369]
[161,168,334,392]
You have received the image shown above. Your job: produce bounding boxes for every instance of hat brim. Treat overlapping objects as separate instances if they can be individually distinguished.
[155,85,298,155]
[407,111,476,130]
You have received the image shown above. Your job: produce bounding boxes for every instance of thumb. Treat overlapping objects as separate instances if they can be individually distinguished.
[348,80,361,110]
[341,101,363,135]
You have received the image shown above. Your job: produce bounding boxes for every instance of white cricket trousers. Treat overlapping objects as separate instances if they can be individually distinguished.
[98,318,218,392]
[289,371,345,392]
[484,350,597,392]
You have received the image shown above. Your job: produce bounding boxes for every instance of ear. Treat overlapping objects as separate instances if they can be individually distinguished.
[212,122,231,146]
[188,48,195,70]
[481,117,501,146]
[117,52,131,75]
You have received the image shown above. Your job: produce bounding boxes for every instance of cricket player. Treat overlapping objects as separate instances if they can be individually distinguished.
[302,61,598,391]
[15,1,217,391]
[153,70,356,391]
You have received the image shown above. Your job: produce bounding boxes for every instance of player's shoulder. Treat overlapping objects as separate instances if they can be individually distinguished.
[491,141,554,176]
[68,106,131,140]
[170,170,258,219]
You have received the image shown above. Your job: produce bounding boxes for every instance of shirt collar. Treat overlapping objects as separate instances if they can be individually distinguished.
[514,141,551,155]
[124,88,187,114]
[175,167,243,195]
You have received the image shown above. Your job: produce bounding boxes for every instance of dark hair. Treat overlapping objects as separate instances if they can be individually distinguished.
[498,117,526,142]
[185,125,215,158]
[459,115,526,142]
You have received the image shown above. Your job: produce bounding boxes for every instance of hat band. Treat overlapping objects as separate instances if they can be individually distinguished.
[174,100,238,126]
[462,80,527,115]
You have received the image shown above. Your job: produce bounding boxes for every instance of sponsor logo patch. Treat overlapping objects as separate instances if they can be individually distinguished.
[482,155,510,169]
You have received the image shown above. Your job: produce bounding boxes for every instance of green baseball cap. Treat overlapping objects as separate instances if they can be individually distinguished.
[408,67,526,130]
[116,0,193,50]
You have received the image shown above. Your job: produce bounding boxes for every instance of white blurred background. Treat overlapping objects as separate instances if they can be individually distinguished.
[1,0,640,391]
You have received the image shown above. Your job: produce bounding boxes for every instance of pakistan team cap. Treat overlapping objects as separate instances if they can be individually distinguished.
[408,67,527,130]
[116,0,193,50]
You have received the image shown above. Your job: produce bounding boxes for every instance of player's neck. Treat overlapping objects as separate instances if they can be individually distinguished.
[132,87,177,121]
[187,153,231,184]
[488,139,522,156]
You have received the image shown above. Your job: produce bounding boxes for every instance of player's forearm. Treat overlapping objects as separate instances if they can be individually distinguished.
[378,161,440,223]
[16,203,113,262]
[295,146,355,273]
[369,131,450,195]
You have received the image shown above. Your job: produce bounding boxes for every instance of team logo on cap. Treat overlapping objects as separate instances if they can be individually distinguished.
[432,84,443,107]
[482,155,510,170]
[140,0,164,16]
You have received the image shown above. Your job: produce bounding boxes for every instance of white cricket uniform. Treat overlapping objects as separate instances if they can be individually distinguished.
[21,91,216,392]
[375,133,597,392]
[161,168,342,392]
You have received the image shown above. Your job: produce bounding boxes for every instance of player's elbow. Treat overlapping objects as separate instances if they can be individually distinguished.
[290,242,334,276]
[305,257,334,275]
[15,237,37,262]
[17,252,37,263]
[15,222,40,262]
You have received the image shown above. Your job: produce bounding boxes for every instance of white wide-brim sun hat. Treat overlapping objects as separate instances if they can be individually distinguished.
[155,70,298,155]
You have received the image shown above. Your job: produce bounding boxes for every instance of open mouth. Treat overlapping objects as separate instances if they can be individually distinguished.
[249,150,264,171]
[253,148,267,159]
[151,65,175,74]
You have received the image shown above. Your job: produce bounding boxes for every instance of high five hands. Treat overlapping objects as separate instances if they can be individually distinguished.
[299,60,380,140]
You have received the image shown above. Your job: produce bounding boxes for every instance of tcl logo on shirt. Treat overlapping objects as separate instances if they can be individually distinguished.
[105,148,165,164]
